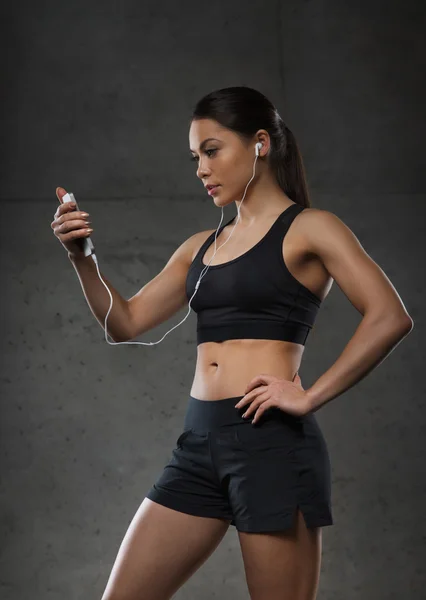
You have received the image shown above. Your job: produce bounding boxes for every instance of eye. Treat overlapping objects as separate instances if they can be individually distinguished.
[190,149,217,162]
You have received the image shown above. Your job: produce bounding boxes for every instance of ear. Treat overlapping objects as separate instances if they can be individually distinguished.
[255,129,270,156]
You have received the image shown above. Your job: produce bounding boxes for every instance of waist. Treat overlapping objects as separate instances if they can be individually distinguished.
[191,340,304,401]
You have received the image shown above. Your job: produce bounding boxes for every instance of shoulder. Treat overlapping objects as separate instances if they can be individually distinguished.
[293,207,360,254]
[294,208,354,242]
[295,206,343,227]
[175,228,216,265]
[188,228,217,262]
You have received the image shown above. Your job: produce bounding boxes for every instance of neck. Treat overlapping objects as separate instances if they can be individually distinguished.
[233,176,293,226]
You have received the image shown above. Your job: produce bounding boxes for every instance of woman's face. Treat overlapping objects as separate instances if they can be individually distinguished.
[189,119,264,208]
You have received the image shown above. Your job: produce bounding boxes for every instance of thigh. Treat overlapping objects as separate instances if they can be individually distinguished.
[101,498,231,600]
[238,509,322,600]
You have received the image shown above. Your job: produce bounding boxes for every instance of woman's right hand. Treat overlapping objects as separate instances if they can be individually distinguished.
[51,187,93,259]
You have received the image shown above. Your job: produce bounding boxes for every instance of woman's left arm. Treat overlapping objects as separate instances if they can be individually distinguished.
[302,209,414,413]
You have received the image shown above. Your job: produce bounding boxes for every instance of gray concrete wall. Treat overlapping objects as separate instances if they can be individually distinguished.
[1,1,425,598]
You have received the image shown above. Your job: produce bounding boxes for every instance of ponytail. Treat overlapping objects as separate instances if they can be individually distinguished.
[272,123,311,208]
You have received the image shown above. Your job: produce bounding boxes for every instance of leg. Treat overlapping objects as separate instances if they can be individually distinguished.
[238,508,322,600]
[101,497,231,600]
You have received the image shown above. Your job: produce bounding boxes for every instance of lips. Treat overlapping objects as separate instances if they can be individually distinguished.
[206,185,220,195]
[205,184,219,190]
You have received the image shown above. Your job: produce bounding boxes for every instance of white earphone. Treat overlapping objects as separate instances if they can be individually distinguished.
[81,141,264,346]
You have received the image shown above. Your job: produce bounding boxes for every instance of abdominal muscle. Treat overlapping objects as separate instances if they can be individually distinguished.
[189,338,304,401]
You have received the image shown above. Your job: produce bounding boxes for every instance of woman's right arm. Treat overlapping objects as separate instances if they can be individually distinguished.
[68,253,133,342]
[125,232,203,340]
[68,230,207,342]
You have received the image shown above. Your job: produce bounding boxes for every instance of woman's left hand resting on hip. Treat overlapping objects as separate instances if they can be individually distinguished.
[235,373,311,423]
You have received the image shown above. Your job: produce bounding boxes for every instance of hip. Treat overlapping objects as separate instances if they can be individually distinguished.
[182,395,329,460]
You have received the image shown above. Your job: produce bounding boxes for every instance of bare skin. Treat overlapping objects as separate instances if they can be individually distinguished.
[100,498,232,600]
[94,118,410,599]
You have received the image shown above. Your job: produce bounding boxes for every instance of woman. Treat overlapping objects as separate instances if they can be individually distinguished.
[53,86,413,600]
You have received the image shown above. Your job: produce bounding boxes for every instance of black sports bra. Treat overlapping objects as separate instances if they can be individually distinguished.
[185,203,322,346]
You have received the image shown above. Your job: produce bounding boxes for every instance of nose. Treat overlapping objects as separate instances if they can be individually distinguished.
[196,157,210,180]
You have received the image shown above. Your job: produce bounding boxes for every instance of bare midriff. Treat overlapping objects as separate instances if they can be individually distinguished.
[189,338,304,400]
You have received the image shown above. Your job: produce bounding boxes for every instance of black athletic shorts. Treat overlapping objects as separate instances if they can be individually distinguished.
[146,395,333,533]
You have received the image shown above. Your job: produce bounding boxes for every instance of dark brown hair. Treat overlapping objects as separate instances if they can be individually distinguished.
[190,86,311,208]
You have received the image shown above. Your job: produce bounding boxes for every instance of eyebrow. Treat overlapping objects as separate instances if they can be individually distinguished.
[189,137,221,153]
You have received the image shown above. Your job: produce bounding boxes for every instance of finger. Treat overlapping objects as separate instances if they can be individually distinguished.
[56,200,78,220]
[244,374,276,394]
[53,203,79,223]
[235,385,266,408]
[56,187,68,203]
[242,402,258,419]
[251,399,272,424]
[244,374,266,392]
[242,392,269,418]
[56,217,92,235]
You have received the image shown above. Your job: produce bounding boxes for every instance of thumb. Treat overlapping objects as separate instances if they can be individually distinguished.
[56,187,68,203]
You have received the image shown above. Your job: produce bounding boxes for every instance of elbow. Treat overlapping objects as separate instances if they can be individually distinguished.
[108,329,132,343]
[400,314,414,335]
[386,312,414,337]
[367,310,414,337]
[394,307,414,334]
[112,333,132,343]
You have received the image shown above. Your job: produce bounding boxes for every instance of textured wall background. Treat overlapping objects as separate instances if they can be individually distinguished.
[1,1,425,599]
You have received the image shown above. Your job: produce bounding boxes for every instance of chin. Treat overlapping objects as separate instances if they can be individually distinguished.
[212,190,233,208]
